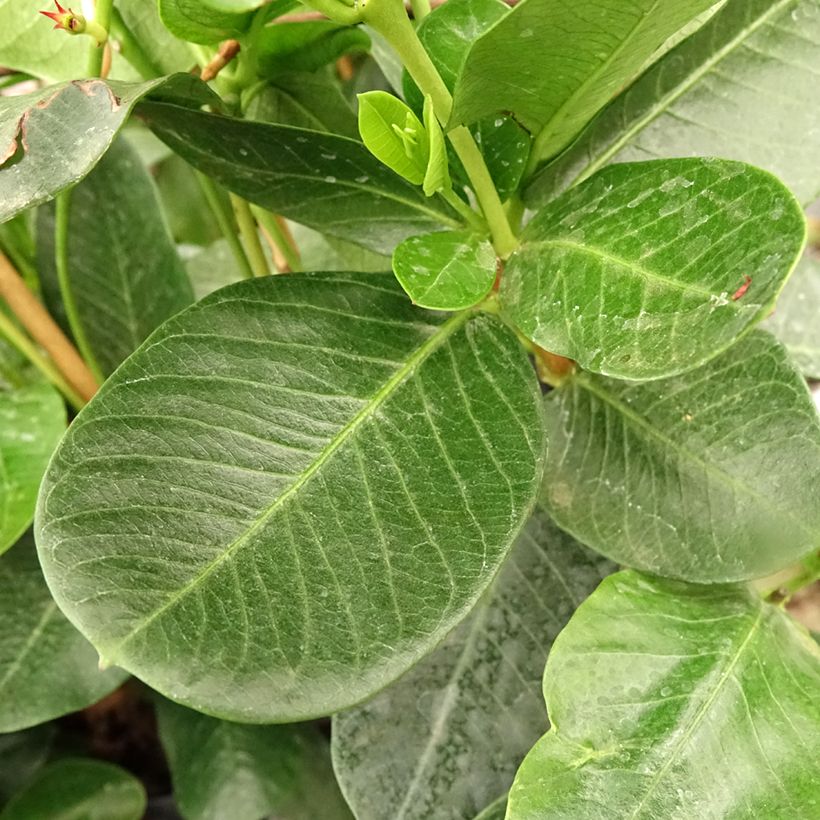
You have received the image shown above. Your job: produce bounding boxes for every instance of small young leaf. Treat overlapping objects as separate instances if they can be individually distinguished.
[501,157,806,379]
[392,230,496,310]
[333,507,613,820]
[158,0,254,44]
[157,699,352,820]
[36,273,545,722]
[0,534,127,732]
[507,571,820,819]
[358,90,429,186]
[0,759,146,820]
[542,330,820,583]
[422,95,450,197]
[763,250,820,379]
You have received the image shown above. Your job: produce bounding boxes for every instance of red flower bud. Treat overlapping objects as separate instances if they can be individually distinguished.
[39,1,85,34]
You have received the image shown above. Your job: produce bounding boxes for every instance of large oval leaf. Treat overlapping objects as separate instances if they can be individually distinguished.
[501,158,805,379]
[332,506,613,820]
[527,0,820,208]
[542,330,820,582]
[0,535,127,733]
[36,273,545,722]
[507,571,820,819]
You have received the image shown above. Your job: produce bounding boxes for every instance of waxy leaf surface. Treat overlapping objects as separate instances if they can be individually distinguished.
[501,158,805,379]
[158,0,253,43]
[507,571,820,819]
[157,699,351,820]
[450,0,716,164]
[36,273,545,722]
[137,102,460,254]
[527,0,820,208]
[542,330,820,582]
[333,507,612,820]
[0,535,127,733]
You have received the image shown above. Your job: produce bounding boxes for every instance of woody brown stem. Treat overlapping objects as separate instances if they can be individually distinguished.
[201,40,241,82]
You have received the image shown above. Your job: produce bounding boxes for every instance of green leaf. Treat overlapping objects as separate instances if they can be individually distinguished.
[392,230,496,310]
[473,797,507,820]
[451,0,716,165]
[358,90,429,186]
[542,330,820,582]
[0,759,145,820]
[332,506,613,820]
[0,381,65,556]
[763,250,820,379]
[422,95,450,197]
[0,534,128,733]
[36,138,194,378]
[251,21,370,78]
[501,158,806,380]
[526,0,820,209]
[35,273,545,722]
[0,725,54,804]
[507,571,820,819]
[115,0,195,76]
[158,0,253,44]
[156,699,352,820]
[0,74,215,225]
[137,100,459,254]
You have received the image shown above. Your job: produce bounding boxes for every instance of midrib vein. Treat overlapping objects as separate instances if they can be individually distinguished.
[104,310,472,660]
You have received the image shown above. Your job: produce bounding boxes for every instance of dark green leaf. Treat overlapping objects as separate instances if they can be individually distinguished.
[0,725,54,804]
[527,0,820,208]
[36,273,545,722]
[333,507,613,820]
[392,230,496,310]
[36,138,193,378]
[0,759,145,820]
[157,699,352,820]
[763,250,820,379]
[451,0,716,165]
[542,330,820,582]
[158,0,253,44]
[501,158,805,379]
[0,535,128,733]
[137,100,460,254]
[507,571,820,819]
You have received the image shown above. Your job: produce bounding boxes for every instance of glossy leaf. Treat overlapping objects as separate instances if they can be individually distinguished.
[0,380,65,556]
[422,95,450,197]
[333,506,613,820]
[542,330,820,582]
[0,759,145,820]
[157,699,351,820]
[137,101,460,254]
[0,74,215,225]
[507,571,820,819]
[0,535,127,732]
[527,0,820,208]
[158,0,253,44]
[501,158,806,379]
[36,138,193,378]
[763,250,820,379]
[0,725,54,804]
[36,273,545,722]
[392,230,496,310]
[451,0,716,164]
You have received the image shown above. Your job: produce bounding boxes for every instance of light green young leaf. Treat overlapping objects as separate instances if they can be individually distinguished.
[158,0,253,44]
[0,535,128,733]
[138,100,460,254]
[507,571,820,819]
[501,157,806,380]
[763,250,820,379]
[0,759,145,820]
[358,90,429,186]
[157,699,352,820]
[392,230,495,310]
[36,138,193,378]
[450,0,716,166]
[332,507,613,820]
[542,330,820,582]
[422,95,450,197]
[0,380,65,556]
[36,273,545,722]
[526,0,820,208]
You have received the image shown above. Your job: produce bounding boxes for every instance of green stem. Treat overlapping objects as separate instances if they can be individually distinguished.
[409,0,432,20]
[195,174,255,280]
[782,554,820,601]
[362,0,518,257]
[87,0,114,77]
[54,192,104,383]
[109,8,160,80]
[230,195,272,277]
[0,310,84,411]
[250,206,302,272]
[440,189,486,232]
